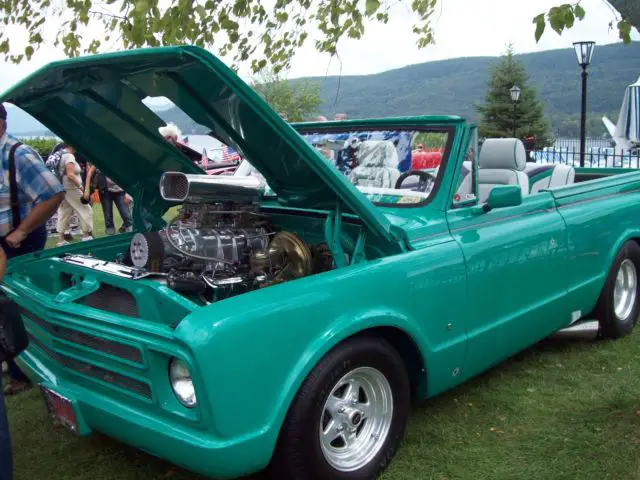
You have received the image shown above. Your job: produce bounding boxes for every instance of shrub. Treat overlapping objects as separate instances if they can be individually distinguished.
[18,137,58,157]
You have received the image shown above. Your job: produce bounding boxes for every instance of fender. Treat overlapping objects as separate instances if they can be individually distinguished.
[580,229,640,316]
[172,235,467,466]
[604,229,640,274]
[264,311,430,443]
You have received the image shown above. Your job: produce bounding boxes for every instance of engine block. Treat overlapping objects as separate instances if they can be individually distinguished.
[124,200,318,302]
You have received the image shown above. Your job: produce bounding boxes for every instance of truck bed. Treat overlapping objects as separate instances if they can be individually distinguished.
[573,167,640,184]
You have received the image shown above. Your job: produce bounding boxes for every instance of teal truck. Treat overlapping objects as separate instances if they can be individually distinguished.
[2,46,640,480]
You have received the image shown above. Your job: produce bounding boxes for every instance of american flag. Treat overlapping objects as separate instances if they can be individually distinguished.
[222,145,241,163]
[200,148,208,168]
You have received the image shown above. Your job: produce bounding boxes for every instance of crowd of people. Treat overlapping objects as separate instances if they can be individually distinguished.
[44,143,134,245]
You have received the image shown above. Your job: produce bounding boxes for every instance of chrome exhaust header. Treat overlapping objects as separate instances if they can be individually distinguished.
[159,172,263,204]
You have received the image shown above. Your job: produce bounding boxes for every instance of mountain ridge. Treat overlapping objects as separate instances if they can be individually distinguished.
[4,42,639,136]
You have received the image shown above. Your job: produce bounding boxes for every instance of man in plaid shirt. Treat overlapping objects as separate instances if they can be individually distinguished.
[0,104,65,395]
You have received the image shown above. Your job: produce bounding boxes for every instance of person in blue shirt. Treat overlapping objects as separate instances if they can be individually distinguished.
[0,104,65,396]
[0,103,65,480]
[0,245,12,480]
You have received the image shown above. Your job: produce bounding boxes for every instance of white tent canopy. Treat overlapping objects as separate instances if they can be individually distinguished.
[615,75,640,145]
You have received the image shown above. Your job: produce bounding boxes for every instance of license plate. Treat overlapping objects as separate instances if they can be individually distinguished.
[40,387,78,434]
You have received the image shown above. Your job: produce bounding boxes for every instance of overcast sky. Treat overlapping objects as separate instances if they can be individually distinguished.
[1,0,638,92]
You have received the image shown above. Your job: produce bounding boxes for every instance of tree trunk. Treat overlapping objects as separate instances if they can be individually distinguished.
[608,0,640,32]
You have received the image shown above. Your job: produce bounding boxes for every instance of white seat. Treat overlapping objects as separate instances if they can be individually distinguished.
[525,163,575,193]
[472,138,529,202]
[348,140,400,189]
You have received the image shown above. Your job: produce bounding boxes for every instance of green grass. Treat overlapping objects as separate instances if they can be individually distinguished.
[45,203,179,248]
[46,203,122,248]
[6,209,640,479]
[5,333,640,479]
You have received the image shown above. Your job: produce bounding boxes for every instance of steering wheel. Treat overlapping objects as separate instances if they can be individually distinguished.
[394,170,437,193]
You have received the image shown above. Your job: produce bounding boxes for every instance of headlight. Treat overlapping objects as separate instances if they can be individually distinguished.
[169,358,197,408]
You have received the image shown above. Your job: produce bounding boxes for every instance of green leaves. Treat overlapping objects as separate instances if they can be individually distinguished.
[534,3,578,41]
[618,19,632,44]
[564,7,575,28]
[220,17,239,30]
[533,2,637,48]
[0,0,438,73]
[533,14,546,42]
[547,4,573,35]
[3,0,630,80]
[365,0,380,16]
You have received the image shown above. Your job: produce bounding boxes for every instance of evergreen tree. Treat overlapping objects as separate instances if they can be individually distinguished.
[475,46,552,148]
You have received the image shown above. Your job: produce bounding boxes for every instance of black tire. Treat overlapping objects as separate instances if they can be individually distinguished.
[595,240,640,339]
[269,335,411,480]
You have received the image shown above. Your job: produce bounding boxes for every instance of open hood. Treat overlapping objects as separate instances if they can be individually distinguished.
[0,46,397,241]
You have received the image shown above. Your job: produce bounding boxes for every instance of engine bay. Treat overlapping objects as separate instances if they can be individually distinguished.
[60,172,338,305]
[122,202,334,303]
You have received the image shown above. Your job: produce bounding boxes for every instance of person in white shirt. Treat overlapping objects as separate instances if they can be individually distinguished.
[56,144,93,246]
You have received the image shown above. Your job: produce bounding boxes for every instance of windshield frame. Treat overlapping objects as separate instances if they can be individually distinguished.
[293,124,456,209]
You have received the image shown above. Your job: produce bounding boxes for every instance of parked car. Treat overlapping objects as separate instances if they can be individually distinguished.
[2,46,640,480]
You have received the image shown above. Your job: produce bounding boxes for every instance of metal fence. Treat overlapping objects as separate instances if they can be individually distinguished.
[530,137,640,168]
[552,137,615,150]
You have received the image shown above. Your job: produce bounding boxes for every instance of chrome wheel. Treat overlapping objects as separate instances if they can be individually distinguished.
[319,366,393,472]
[614,259,637,321]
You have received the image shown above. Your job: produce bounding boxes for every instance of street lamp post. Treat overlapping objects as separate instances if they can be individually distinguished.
[510,85,521,137]
[573,41,595,167]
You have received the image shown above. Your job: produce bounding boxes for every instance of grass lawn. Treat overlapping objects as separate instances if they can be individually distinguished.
[4,207,640,479]
[45,203,124,248]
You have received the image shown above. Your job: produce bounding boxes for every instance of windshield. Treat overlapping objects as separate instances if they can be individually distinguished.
[233,127,452,207]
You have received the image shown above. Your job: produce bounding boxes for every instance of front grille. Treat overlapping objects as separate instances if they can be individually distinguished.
[21,308,142,364]
[28,334,151,399]
[77,284,139,318]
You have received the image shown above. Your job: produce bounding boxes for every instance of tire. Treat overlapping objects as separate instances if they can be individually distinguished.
[595,240,640,339]
[270,335,411,480]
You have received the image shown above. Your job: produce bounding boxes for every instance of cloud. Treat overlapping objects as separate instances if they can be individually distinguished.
[1,0,637,92]
[285,0,639,78]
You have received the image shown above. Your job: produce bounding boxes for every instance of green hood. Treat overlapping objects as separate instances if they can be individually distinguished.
[0,45,396,241]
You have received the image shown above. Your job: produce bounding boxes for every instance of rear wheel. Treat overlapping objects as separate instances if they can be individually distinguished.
[270,335,410,480]
[595,240,640,339]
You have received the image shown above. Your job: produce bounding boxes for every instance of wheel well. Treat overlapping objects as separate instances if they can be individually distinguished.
[585,237,640,319]
[352,326,426,396]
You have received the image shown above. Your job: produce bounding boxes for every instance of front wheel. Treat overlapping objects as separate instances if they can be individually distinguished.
[270,336,410,480]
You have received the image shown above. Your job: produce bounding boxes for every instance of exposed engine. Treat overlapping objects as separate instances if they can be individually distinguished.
[121,172,333,303]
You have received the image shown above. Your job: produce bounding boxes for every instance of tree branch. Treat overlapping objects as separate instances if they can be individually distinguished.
[608,0,640,31]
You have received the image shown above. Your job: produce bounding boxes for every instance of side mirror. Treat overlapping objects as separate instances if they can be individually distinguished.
[487,185,522,209]
[473,185,522,213]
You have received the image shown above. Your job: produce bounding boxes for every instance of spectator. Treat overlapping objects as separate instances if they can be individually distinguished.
[56,144,93,246]
[0,103,65,396]
[0,245,12,480]
[84,165,133,235]
[159,123,182,145]
[46,143,79,241]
